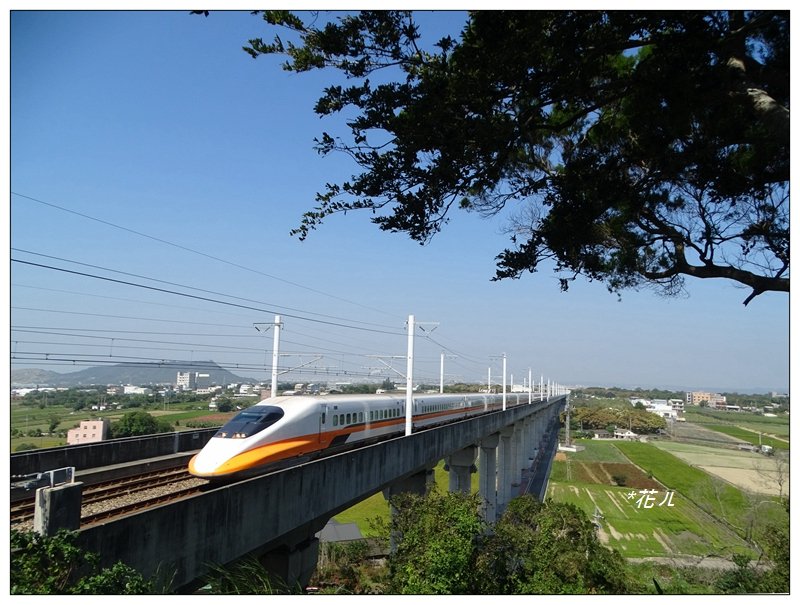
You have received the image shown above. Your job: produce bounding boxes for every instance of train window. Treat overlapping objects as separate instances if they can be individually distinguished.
[333,415,338,427]
[321,413,326,424]
[339,414,344,426]
[358,412,364,423]
[214,405,285,439]
[346,413,351,425]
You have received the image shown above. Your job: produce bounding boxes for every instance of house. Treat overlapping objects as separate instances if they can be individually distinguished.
[67,419,110,445]
[614,428,638,440]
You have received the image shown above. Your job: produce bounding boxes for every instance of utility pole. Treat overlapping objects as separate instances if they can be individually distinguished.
[502,353,507,411]
[405,315,415,436]
[528,368,532,404]
[271,315,281,398]
[254,315,282,398]
[565,401,572,446]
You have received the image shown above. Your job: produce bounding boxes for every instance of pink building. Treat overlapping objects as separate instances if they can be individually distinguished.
[67,419,110,445]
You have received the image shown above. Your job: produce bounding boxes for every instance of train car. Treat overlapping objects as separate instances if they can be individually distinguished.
[188,392,530,480]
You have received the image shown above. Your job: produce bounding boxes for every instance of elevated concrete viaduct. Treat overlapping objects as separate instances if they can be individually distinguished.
[52,395,564,591]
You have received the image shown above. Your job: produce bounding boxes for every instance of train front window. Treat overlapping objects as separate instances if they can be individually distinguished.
[214,406,284,439]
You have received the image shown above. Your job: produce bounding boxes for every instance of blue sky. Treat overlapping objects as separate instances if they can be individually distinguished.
[6,9,791,393]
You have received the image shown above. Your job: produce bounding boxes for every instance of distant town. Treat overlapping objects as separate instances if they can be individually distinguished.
[10,369,789,451]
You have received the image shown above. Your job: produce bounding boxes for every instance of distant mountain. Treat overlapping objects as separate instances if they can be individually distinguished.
[8,368,65,387]
[10,361,261,388]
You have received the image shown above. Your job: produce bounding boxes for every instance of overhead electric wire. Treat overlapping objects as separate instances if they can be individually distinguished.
[12,257,407,337]
[11,306,260,330]
[10,354,396,380]
[12,283,259,321]
[12,248,402,332]
[12,191,401,319]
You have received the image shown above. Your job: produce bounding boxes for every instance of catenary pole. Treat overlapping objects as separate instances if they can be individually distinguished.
[405,315,414,436]
[271,315,281,398]
[502,353,507,411]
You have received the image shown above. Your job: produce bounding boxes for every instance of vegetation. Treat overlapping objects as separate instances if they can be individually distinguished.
[372,489,632,594]
[9,388,240,451]
[201,556,296,595]
[475,497,631,594]
[237,10,788,305]
[109,411,174,438]
[568,406,667,434]
[313,541,387,594]
[10,529,155,594]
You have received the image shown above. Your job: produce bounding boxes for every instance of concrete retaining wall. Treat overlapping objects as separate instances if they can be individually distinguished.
[10,429,218,476]
[77,396,565,591]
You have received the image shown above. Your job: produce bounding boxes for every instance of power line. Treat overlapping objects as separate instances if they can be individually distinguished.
[12,283,259,320]
[12,258,407,337]
[12,191,401,319]
[11,306,259,330]
[12,248,401,331]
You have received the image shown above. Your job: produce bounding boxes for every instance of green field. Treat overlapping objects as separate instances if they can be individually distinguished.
[547,482,749,558]
[9,402,231,452]
[702,424,788,450]
[683,408,790,439]
[333,461,479,536]
[547,439,763,559]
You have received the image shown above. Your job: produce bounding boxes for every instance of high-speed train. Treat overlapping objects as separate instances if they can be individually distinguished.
[188,392,534,479]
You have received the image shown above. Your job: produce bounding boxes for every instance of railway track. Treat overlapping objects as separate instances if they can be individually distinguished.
[10,465,209,530]
[10,406,534,532]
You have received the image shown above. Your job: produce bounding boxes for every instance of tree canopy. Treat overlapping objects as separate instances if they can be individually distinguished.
[381,489,632,594]
[110,411,172,438]
[570,405,667,433]
[241,10,788,305]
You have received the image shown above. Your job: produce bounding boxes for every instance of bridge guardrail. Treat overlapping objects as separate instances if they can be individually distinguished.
[10,428,219,476]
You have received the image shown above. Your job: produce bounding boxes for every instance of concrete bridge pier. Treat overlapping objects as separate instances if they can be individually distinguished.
[520,416,534,470]
[529,413,542,461]
[382,468,435,552]
[445,445,477,495]
[478,433,500,523]
[258,536,320,591]
[497,425,515,515]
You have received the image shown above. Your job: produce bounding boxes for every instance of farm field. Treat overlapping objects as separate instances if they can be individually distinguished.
[652,441,789,497]
[9,401,234,452]
[702,424,788,451]
[546,482,750,558]
[547,439,770,559]
[684,408,790,439]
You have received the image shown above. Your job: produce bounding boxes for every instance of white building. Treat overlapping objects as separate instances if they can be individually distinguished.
[123,385,152,396]
[648,404,678,420]
[177,371,196,390]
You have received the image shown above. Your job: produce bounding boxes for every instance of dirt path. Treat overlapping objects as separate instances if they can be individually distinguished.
[735,425,790,443]
[629,555,771,572]
[579,462,602,484]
